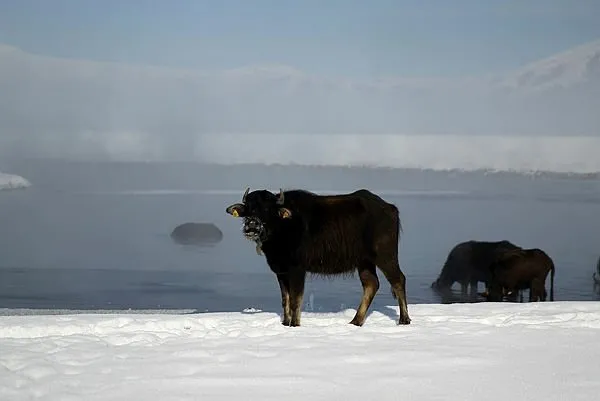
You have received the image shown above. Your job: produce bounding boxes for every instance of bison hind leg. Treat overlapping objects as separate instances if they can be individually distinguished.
[378,260,411,325]
[529,279,546,302]
[349,263,380,327]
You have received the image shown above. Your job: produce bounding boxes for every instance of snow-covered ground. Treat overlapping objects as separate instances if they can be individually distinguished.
[0,172,31,191]
[1,302,599,400]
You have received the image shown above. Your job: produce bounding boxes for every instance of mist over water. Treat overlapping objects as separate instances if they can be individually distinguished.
[191,134,600,173]
[1,41,600,173]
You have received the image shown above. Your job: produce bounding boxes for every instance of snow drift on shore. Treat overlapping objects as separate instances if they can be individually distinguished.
[1,302,599,400]
[0,172,31,191]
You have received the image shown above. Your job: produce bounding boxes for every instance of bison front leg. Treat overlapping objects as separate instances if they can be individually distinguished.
[459,280,469,296]
[349,265,379,327]
[485,281,504,302]
[287,269,306,327]
[469,279,479,297]
[276,274,291,326]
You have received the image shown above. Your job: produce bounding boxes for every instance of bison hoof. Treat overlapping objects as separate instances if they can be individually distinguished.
[348,318,364,327]
[398,316,411,325]
[281,319,291,326]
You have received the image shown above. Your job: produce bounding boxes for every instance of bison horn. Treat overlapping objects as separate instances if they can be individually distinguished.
[276,188,284,205]
[242,187,250,203]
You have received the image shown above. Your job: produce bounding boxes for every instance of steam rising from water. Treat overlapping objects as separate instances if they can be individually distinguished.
[37,133,593,174]
[193,134,599,173]
[3,133,599,174]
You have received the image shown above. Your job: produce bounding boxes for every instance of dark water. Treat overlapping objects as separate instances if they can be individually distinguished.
[1,160,599,315]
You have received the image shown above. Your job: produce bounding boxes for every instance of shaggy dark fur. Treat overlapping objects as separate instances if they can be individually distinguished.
[225,188,410,327]
[431,240,522,296]
[484,248,555,302]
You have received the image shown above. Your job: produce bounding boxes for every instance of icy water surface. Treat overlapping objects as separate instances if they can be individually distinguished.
[1,160,599,314]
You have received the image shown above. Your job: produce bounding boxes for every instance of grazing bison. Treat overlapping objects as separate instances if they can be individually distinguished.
[484,248,555,302]
[225,187,411,327]
[170,222,223,246]
[431,240,522,296]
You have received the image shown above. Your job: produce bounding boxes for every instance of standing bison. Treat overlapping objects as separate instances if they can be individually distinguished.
[431,240,522,296]
[484,248,555,302]
[225,187,411,327]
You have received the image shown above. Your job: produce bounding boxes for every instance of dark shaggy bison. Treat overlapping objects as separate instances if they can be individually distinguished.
[170,222,223,246]
[484,248,555,302]
[431,240,522,296]
[225,187,411,327]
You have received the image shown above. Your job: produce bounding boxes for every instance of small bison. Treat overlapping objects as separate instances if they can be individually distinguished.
[431,240,522,296]
[484,248,555,302]
[225,187,411,327]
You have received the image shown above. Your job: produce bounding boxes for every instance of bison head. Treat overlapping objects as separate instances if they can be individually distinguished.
[225,187,293,244]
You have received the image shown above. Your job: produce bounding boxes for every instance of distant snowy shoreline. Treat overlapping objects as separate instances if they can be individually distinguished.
[200,162,600,179]
[14,159,600,180]
[0,172,31,191]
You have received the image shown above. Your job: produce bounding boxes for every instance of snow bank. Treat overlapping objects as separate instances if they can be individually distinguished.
[0,172,31,191]
[1,302,599,400]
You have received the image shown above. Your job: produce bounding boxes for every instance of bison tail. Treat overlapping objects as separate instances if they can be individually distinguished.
[550,260,555,302]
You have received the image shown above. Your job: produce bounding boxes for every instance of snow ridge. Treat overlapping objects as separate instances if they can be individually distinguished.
[0,303,599,400]
[0,172,31,191]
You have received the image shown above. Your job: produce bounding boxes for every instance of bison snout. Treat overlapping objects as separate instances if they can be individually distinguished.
[242,218,265,241]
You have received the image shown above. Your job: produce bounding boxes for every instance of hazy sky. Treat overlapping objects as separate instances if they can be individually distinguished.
[1,1,599,171]
[1,0,600,78]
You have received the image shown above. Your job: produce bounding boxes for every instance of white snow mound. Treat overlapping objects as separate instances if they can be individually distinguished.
[1,302,599,400]
[0,172,31,191]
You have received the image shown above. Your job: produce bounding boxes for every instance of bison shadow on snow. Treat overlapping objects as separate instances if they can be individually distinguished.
[170,222,223,247]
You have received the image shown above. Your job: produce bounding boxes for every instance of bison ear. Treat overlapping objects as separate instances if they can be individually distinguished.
[226,203,245,218]
[278,207,292,219]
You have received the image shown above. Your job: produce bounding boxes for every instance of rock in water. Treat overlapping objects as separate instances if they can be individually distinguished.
[170,222,223,246]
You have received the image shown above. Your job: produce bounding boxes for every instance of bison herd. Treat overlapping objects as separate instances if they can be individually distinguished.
[431,240,555,303]
[225,187,560,327]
